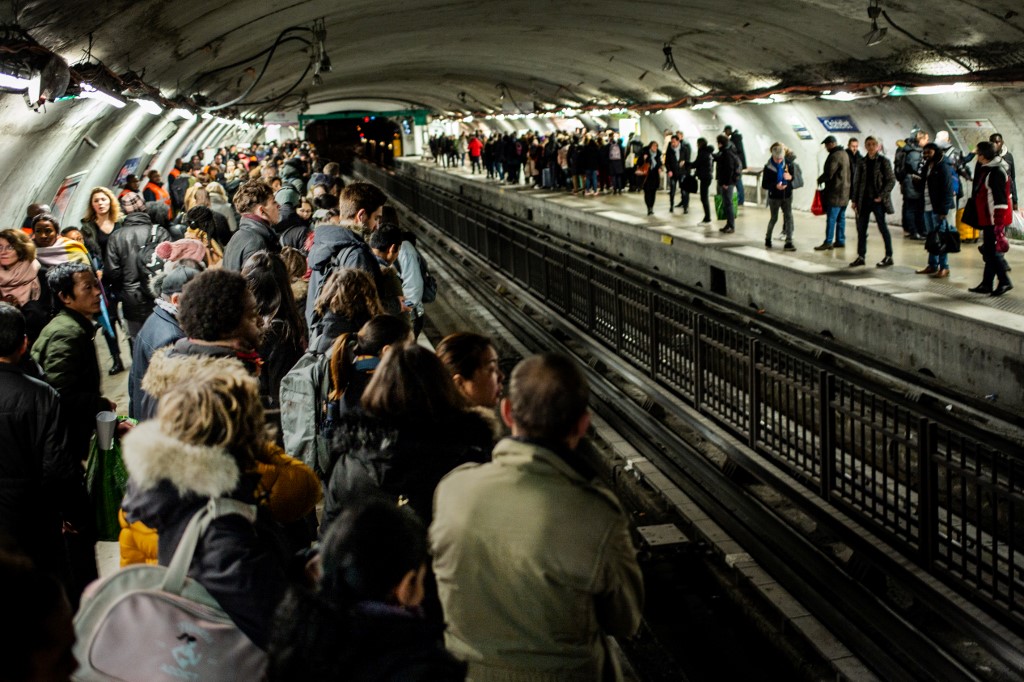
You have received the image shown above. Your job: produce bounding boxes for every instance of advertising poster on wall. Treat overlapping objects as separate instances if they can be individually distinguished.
[111,157,144,187]
[946,119,997,154]
[51,171,89,224]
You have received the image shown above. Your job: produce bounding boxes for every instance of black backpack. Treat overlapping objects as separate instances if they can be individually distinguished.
[136,224,165,300]
[417,249,437,303]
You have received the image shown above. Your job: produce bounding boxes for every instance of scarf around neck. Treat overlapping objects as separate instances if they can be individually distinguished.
[0,258,40,305]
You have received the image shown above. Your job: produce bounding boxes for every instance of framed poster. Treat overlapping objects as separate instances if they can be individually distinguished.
[946,119,997,154]
[50,171,89,225]
[111,156,144,187]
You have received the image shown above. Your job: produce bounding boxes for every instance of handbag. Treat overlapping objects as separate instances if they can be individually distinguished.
[714,192,739,220]
[72,498,266,681]
[682,174,698,193]
[811,189,826,216]
[942,227,961,254]
[635,162,650,177]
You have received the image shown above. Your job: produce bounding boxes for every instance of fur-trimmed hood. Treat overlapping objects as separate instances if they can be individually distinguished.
[122,420,240,498]
[141,343,252,401]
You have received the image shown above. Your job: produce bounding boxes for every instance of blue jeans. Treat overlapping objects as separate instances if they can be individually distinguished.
[825,205,847,244]
[902,196,925,235]
[736,177,746,205]
[585,170,599,192]
[923,211,949,269]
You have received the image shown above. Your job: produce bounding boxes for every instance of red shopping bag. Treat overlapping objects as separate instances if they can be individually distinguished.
[811,189,825,216]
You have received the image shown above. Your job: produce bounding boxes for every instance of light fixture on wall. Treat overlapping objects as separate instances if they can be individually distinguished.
[134,98,162,115]
[864,1,887,46]
[79,82,126,108]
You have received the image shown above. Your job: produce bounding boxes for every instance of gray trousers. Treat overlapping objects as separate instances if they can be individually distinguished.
[766,196,794,242]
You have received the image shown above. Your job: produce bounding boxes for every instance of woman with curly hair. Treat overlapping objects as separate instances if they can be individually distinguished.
[120,354,320,649]
[311,268,384,342]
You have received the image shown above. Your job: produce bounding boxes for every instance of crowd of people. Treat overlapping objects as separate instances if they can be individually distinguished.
[0,138,644,680]
[430,125,1017,295]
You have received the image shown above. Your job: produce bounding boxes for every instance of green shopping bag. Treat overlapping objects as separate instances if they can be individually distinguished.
[85,421,133,542]
[715,192,739,220]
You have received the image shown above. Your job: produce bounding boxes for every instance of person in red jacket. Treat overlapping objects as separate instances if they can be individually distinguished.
[966,141,1013,297]
[468,134,484,175]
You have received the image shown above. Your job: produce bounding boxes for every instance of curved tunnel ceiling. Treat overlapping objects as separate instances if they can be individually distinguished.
[18,0,1024,116]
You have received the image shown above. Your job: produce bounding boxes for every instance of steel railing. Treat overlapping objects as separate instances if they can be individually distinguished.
[362,161,1024,629]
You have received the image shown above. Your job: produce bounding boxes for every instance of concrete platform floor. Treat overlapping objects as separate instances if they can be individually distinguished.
[419,159,1024,318]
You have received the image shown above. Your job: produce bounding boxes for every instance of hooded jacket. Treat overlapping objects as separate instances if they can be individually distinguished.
[119,420,291,650]
[969,157,1013,228]
[105,212,172,322]
[304,222,383,328]
[223,215,280,272]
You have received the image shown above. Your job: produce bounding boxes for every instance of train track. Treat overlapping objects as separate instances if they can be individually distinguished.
[382,173,1024,681]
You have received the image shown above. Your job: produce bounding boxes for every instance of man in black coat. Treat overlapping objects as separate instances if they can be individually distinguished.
[714,134,741,233]
[105,211,172,339]
[0,304,72,575]
[223,179,281,271]
[724,126,747,205]
[665,135,685,214]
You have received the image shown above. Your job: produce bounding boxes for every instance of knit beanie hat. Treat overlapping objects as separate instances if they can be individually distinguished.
[155,238,207,263]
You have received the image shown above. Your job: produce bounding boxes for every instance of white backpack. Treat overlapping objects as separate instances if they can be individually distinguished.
[72,498,267,681]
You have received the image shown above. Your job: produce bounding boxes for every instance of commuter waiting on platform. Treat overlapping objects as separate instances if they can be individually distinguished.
[430,353,643,681]
[849,136,896,268]
[915,143,956,279]
[762,143,796,251]
[268,499,464,681]
[715,134,741,232]
[816,136,851,250]
[638,140,662,216]
[694,137,714,223]
[965,141,1014,296]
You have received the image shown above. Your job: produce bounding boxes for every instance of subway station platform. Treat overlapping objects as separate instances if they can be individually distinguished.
[397,157,1024,413]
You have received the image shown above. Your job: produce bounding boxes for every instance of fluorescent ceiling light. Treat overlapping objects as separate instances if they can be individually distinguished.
[173,108,197,121]
[821,91,859,101]
[201,112,213,120]
[0,72,32,90]
[692,101,719,110]
[750,97,774,104]
[134,98,162,115]
[910,83,971,95]
[80,83,126,108]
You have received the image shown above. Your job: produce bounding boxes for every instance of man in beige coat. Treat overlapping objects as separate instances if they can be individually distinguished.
[430,353,644,682]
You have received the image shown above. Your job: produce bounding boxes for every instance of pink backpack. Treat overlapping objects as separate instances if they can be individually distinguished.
[72,498,267,681]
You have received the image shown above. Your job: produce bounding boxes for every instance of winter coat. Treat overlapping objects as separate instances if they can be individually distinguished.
[852,154,897,214]
[223,215,280,272]
[898,140,924,199]
[761,158,794,199]
[322,410,493,530]
[118,438,320,568]
[967,157,1013,228]
[922,157,956,214]
[305,222,383,329]
[728,131,747,167]
[274,600,466,681]
[0,362,72,567]
[693,145,713,182]
[605,141,625,175]
[119,420,301,650]
[429,438,644,682]
[714,144,741,185]
[578,142,601,172]
[31,309,107,461]
[818,146,851,208]
[105,212,172,322]
[664,144,684,178]
[128,304,184,420]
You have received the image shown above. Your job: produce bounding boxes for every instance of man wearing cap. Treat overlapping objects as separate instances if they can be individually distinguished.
[128,263,202,420]
[815,136,852,250]
[815,135,847,249]
[118,175,146,215]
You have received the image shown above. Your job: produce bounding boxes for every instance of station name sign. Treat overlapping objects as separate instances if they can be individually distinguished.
[818,115,860,133]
